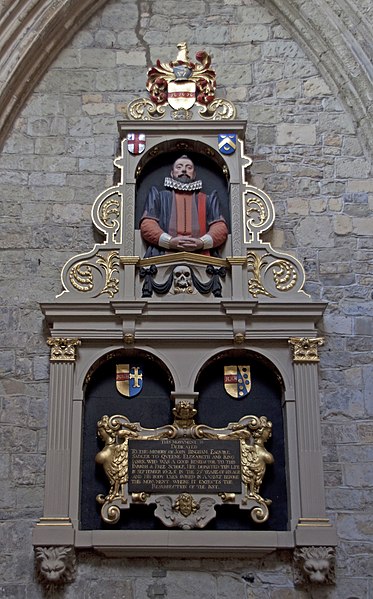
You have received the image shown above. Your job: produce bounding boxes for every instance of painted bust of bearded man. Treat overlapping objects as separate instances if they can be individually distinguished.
[140,155,228,258]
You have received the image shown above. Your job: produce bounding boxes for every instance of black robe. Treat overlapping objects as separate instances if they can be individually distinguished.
[140,186,224,257]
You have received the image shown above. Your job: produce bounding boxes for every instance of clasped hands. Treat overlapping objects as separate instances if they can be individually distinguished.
[169,236,204,251]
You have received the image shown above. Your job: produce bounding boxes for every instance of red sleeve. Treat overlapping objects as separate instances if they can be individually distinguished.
[208,220,228,247]
[140,218,164,246]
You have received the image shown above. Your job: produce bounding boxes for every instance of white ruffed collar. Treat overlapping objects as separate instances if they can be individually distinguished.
[164,177,203,192]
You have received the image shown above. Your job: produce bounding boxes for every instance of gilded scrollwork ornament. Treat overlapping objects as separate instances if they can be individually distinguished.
[243,187,275,243]
[91,187,122,244]
[247,251,299,298]
[241,183,310,299]
[288,337,325,362]
[126,97,166,120]
[67,250,120,298]
[95,411,275,528]
[100,196,121,232]
[95,414,176,524]
[47,337,81,362]
[198,98,236,120]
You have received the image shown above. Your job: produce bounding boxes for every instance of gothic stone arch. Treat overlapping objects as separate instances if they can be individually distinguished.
[0,0,372,155]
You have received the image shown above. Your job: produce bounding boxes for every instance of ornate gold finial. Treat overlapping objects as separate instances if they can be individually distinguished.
[288,337,324,363]
[47,338,81,362]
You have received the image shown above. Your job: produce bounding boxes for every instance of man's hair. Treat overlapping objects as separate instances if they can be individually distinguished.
[173,154,194,165]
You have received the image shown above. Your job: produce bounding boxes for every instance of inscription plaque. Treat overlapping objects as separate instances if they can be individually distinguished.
[128,438,241,494]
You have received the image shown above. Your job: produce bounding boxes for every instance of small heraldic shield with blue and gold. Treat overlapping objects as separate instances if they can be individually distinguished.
[224,365,251,398]
[218,133,237,155]
[116,364,143,398]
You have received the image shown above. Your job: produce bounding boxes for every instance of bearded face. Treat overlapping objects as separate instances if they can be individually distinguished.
[171,157,196,183]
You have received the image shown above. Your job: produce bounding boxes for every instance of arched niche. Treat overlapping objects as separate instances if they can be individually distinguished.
[194,349,288,531]
[80,349,174,531]
[134,139,231,231]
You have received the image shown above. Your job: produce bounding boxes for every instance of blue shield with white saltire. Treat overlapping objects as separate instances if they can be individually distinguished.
[224,365,251,398]
[116,364,143,397]
[218,134,237,155]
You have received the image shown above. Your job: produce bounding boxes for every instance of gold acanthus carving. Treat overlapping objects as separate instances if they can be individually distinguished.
[288,337,325,363]
[245,195,267,228]
[100,196,120,231]
[247,251,298,298]
[68,251,120,297]
[198,98,236,120]
[243,188,274,243]
[126,98,166,120]
[47,338,81,362]
[125,97,235,121]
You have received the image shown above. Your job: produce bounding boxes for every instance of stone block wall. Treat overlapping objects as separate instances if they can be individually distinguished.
[0,0,372,596]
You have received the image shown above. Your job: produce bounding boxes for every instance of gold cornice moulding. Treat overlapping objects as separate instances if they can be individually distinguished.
[47,338,81,362]
[288,337,324,363]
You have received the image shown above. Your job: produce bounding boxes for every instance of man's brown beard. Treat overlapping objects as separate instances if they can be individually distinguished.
[176,174,193,183]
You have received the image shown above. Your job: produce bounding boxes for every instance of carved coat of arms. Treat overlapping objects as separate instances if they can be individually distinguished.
[146,42,216,111]
[116,364,143,397]
[224,365,251,398]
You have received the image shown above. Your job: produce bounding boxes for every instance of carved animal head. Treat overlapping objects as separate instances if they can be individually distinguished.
[296,546,335,584]
[35,546,75,586]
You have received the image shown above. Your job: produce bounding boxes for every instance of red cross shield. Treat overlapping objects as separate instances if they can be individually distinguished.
[127,133,146,155]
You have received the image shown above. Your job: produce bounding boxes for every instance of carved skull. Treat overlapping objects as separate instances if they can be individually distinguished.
[173,265,193,293]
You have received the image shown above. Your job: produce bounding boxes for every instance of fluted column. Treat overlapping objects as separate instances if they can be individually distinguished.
[289,337,335,542]
[37,338,80,526]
